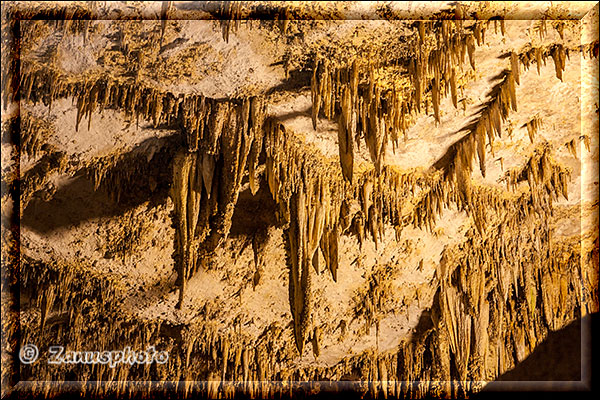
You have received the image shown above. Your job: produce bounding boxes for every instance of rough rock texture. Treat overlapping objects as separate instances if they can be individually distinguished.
[1,1,599,398]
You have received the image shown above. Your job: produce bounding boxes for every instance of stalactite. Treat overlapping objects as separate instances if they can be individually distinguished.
[565,138,578,159]
[510,51,520,85]
[217,1,243,43]
[581,40,599,59]
[523,115,543,143]
[11,111,54,158]
[466,35,476,70]
[502,142,571,202]
[450,68,458,108]
[170,151,203,308]
[338,86,354,182]
[534,20,548,41]
[248,96,267,195]
[286,185,312,355]
[550,44,567,82]
[311,326,322,358]
[580,134,591,152]
[160,1,172,48]
[20,151,69,209]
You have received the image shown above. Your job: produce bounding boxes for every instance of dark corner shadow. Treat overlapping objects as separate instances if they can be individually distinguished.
[21,135,180,234]
[477,312,599,397]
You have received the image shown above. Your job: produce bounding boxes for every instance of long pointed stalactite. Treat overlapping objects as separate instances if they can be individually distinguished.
[263,119,344,353]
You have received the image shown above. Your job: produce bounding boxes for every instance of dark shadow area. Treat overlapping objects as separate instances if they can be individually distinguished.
[21,135,180,234]
[265,69,312,95]
[491,316,583,382]
[22,174,125,233]
[477,312,598,398]
[410,308,434,340]
[229,174,279,238]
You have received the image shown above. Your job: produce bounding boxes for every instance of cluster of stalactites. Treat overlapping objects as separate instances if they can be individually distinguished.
[412,41,576,237]
[423,139,586,383]
[432,65,518,219]
[518,40,600,81]
[502,142,571,206]
[20,221,591,399]
[411,166,534,238]
[263,118,344,353]
[464,68,518,179]
[522,115,543,143]
[311,55,422,180]
[433,209,585,385]
[349,166,440,246]
[310,17,491,181]
[430,37,585,231]
[170,95,266,308]
[16,61,271,309]
[20,254,124,346]
[175,322,303,398]
[1,3,99,109]
[518,43,567,81]
[216,1,243,43]
[8,111,54,159]
[263,117,462,353]
[413,19,490,120]
[21,252,326,399]
[19,62,265,140]
[564,134,592,159]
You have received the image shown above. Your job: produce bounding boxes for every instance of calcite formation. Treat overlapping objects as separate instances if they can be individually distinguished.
[1,1,598,399]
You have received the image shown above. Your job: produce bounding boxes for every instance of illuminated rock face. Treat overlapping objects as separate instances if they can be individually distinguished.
[1,1,598,398]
